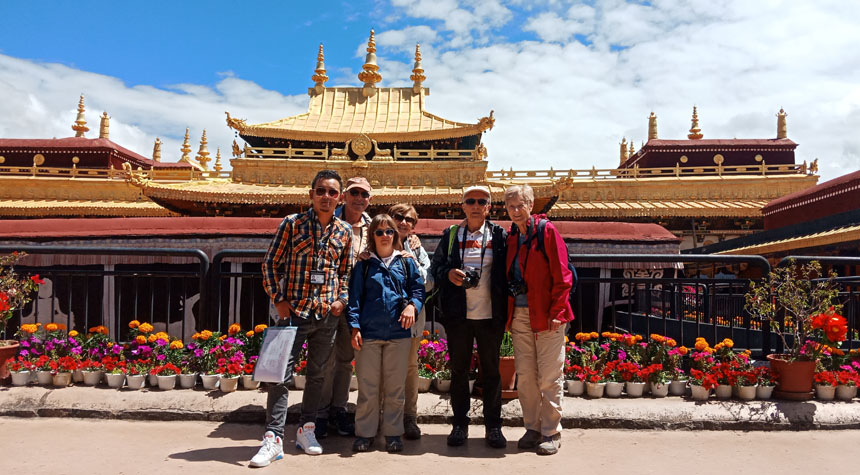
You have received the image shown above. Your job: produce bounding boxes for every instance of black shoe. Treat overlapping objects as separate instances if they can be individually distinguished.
[403,415,421,440]
[385,436,403,453]
[517,429,541,449]
[447,425,468,447]
[314,418,329,439]
[334,408,355,436]
[352,437,373,452]
[485,427,507,449]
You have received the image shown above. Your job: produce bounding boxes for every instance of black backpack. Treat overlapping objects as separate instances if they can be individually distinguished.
[530,219,578,300]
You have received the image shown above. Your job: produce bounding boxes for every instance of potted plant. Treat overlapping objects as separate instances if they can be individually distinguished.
[755,367,777,400]
[499,331,517,398]
[602,360,625,398]
[642,363,671,397]
[241,356,259,390]
[125,359,151,390]
[835,370,858,401]
[7,356,32,386]
[189,329,222,389]
[0,252,42,383]
[813,371,837,401]
[434,368,452,393]
[102,356,126,389]
[564,339,589,396]
[745,260,843,399]
[416,338,437,393]
[616,361,645,397]
[154,362,181,390]
[50,355,77,387]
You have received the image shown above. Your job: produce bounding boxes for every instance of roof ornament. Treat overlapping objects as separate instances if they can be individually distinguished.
[196,130,211,170]
[477,110,495,131]
[153,138,162,162]
[629,141,635,157]
[358,29,382,97]
[688,106,703,139]
[619,137,628,164]
[311,44,329,95]
[648,111,658,140]
[214,148,223,173]
[410,44,426,94]
[72,94,89,137]
[179,128,193,163]
[99,112,110,140]
[776,107,787,139]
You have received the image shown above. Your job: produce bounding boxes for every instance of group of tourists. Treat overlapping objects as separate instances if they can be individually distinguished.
[252,169,574,467]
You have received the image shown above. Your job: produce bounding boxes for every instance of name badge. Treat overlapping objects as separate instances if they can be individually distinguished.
[309,270,326,285]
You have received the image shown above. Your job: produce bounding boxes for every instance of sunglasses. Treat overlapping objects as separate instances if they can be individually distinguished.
[464,198,488,206]
[392,213,418,226]
[314,187,340,197]
[348,189,370,199]
[374,229,396,237]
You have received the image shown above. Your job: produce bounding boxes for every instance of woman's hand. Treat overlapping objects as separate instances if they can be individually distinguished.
[351,328,363,350]
[408,234,422,251]
[549,318,563,331]
[399,303,416,329]
[357,250,371,261]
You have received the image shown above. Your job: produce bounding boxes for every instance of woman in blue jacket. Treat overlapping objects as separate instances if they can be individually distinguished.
[348,214,425,453]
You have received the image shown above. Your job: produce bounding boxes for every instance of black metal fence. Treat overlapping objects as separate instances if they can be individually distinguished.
[3,246,859,358]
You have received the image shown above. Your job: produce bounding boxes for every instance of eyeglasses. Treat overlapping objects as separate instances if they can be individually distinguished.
[392,213,418,225]
[464,198,489,206]
[374,229,396,237]
[314,187,340,197]
[348,189,370,199]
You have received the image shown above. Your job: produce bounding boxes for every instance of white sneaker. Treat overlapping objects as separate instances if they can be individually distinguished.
[249,431,284,468]
[296,422,323,455]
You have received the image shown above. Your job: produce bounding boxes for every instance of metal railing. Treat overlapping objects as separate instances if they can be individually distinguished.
[486,162,812,181]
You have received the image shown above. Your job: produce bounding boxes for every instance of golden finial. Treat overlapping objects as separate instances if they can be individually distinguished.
[214,148,223,173]
[196,129,211,170]
[619,137,629,164]
[153,138,162,162]
[411,43,426,94]
[311,44,328,95]
[358,29,382,97]
[72,94,89,137]
[648,111,658,140]
[99,112,110,140]
[180,128,192,162]
[776,108,787,139]
[629,141,635,157]
[688,106,703,139]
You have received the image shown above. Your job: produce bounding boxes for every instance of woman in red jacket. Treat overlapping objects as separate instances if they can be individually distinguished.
[504,184,574,456]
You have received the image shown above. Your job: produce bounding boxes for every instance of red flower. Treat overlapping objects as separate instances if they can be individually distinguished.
[30,274,45,285]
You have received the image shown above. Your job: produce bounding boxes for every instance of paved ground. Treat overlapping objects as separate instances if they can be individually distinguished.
[2,418,859,474]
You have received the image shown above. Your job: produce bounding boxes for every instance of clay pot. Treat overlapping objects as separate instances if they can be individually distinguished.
[0,340,20,383]
[767,354,815,397]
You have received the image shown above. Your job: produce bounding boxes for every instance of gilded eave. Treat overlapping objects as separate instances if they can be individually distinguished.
[717,224,860,256]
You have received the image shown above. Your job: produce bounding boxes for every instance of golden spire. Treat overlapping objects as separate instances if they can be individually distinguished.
[99,112,110,140]
[180,128,192,162]
[688,106,703,139]
[777,107,787,139]
[311,44,328,95]
[214,148,223,173]
[72,94,89,137]
[619,137,629,164]
[152,138,162,162]
[358,29,382,97]
[410,43,426,93]
[648,111,658,140]
[629,141,635,157]
[196,129,211,170]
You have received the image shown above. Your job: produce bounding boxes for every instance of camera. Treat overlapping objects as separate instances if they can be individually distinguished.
[462,266,481,289]
[507,279,528,297]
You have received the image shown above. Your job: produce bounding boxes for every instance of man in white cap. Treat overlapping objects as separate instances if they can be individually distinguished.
[430,185,508,449]
[317,176,372,438]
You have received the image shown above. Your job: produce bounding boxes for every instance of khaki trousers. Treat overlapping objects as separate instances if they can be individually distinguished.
[354,337,411,438]
[511,307,565,437]
[404,336,421,417]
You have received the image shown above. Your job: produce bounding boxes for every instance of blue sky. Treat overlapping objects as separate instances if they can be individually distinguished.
[0,1,858,180]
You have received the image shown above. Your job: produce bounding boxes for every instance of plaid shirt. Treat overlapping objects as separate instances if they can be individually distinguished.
[262,208,353,320]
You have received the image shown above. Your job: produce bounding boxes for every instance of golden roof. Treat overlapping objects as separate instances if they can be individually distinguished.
[226,87,494,143]
[0,199,174,217]
[549,199,770,218]
[717,224,860,255]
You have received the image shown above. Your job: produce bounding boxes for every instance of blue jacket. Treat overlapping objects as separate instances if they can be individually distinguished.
[347,252,425,341]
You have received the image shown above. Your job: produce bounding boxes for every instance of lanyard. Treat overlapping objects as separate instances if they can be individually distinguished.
[460,223,489,274]
[311,218,331,271]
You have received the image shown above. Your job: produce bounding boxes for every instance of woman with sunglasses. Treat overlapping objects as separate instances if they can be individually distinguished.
[347,214,426,453]
[387,203,432,440]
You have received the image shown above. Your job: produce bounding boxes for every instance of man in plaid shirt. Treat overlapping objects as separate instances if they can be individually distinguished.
[251,169,353,467]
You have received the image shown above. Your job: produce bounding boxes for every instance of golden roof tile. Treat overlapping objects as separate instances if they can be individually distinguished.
[718,224,860,255]
[549,199,769,218]
[0,199,175,217]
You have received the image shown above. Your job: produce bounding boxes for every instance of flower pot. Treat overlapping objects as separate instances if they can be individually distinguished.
[293,374,306,390]
[126,374,146,390]
[52,372,72,387]
[586,382,605,398]
[219,376,239,393]
[434,378,452,393]
[156,374,177,390]
[10,370,30,386]
[625,381,646,398]
[148,374,159,387]
[72,369,84,383]
[82,370,103,386]
[36,370,54,386]
[836,385,857,401]
[350,375,358,391]
[0,340,19,383]
[105,373,125,389]
[649,382,669,398]
[669,380,687,396]
[767,354,815,400]
[689,384,710,401]
[605,381,624,398]
[737,385,757,401]
[566,380,585,396]
[715,384,732,400]
[756,385,775,400]
[241,374,259,390]
[815,384,836,401]
[417,376,432,393]
[201,373,220,390]
[178,373,197,389]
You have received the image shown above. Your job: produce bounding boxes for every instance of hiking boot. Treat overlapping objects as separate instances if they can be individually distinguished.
[385,436,404,453]
[334,408,355,436]
[352,437,373,452]
[296,422,323,455]
[517,429,541,449]
[446,425,468,446]
[536,433,561,455]
[485,427,507,449]
[249,431,283,468]
[403,415,421,440]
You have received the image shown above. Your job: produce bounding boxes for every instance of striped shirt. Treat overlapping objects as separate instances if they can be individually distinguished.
[262,208,353,320]
[458,222,493,321]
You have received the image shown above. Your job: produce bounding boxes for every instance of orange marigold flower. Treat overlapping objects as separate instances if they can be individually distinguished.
[423,330,430,337]
[57,323,67,330]
[147,334,157,343]
[601,331,611,338]
[200,330,213,341]
[254,324,267,334]
[219,334,227,341]
[634,335,643,342]
[246,330,255,338]
[832,348,845,356]
[129,320,140,329]
[564,336,569,343]
[69,330,79,338]
[589,332,599,339]
[666,338,677,347]
[228,323,241,335]
[139,322,154,333]
[155,332,169,341]
[170,341,184,350]
[679,346,689,356]
[694,340,707,351]
[420,339,429,346]
[45,323,59,332]
[21,324,38,334]
[135,335,147,344]
[722,338,734,348]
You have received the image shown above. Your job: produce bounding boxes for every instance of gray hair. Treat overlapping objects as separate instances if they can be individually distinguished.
[504,184,534,206]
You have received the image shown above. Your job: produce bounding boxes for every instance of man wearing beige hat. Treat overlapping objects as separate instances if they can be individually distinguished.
[317,176,373,438]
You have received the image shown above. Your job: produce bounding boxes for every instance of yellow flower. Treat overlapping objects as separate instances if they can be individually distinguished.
[589,332,599,339]
[601,331,611,338]
[21,324,38,334]
[254,324,267,334]
[666,338,677,348]
[192,332,201,340]
[420,339,429,346]
[722,338,734,349]
[228,323,241,335]
[139,322,154,333]
[170,340,184,350]
[45,323,59,332]
[155,332,169,341]
[147,334,157,343]
[246,330,255,338]
[68,330,79,338]
[694,340,708,351]
[564,336,569,344]
[219,334,227,341]
[200,330,213,341]
[128,320,140,329]
[107,342,114,348]
[135,335,147,344]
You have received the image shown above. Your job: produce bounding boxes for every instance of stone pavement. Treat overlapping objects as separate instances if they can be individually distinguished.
[2,384,860,430]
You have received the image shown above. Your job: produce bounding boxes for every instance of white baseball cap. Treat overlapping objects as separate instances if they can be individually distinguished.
[462,185,491,200]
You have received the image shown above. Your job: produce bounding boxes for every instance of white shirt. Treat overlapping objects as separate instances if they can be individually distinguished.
[458,222,493,321]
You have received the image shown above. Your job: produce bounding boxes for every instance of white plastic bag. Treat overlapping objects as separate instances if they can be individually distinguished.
[253,325,297,383]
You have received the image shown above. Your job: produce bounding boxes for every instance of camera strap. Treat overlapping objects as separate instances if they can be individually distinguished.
[508,218,534,280]
[460,223,489,276]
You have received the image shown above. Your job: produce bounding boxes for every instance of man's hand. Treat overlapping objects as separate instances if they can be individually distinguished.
[399,303,416,329]
[330,300,345,317]
[351,328,363,350]
[274,300,294,320]
[408,234,422,251]
[448,268,466,286]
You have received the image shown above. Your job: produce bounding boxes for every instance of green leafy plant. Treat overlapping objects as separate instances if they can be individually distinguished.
[0,252,42,339]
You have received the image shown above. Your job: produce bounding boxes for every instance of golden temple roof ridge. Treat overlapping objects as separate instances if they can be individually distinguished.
[411,44,426,94]
[688,105,703,140]
[311,44,328,95]
[358,29,382,97]
[72,95,89,137]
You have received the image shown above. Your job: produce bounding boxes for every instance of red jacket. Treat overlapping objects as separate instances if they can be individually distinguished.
[505,215,574,332]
